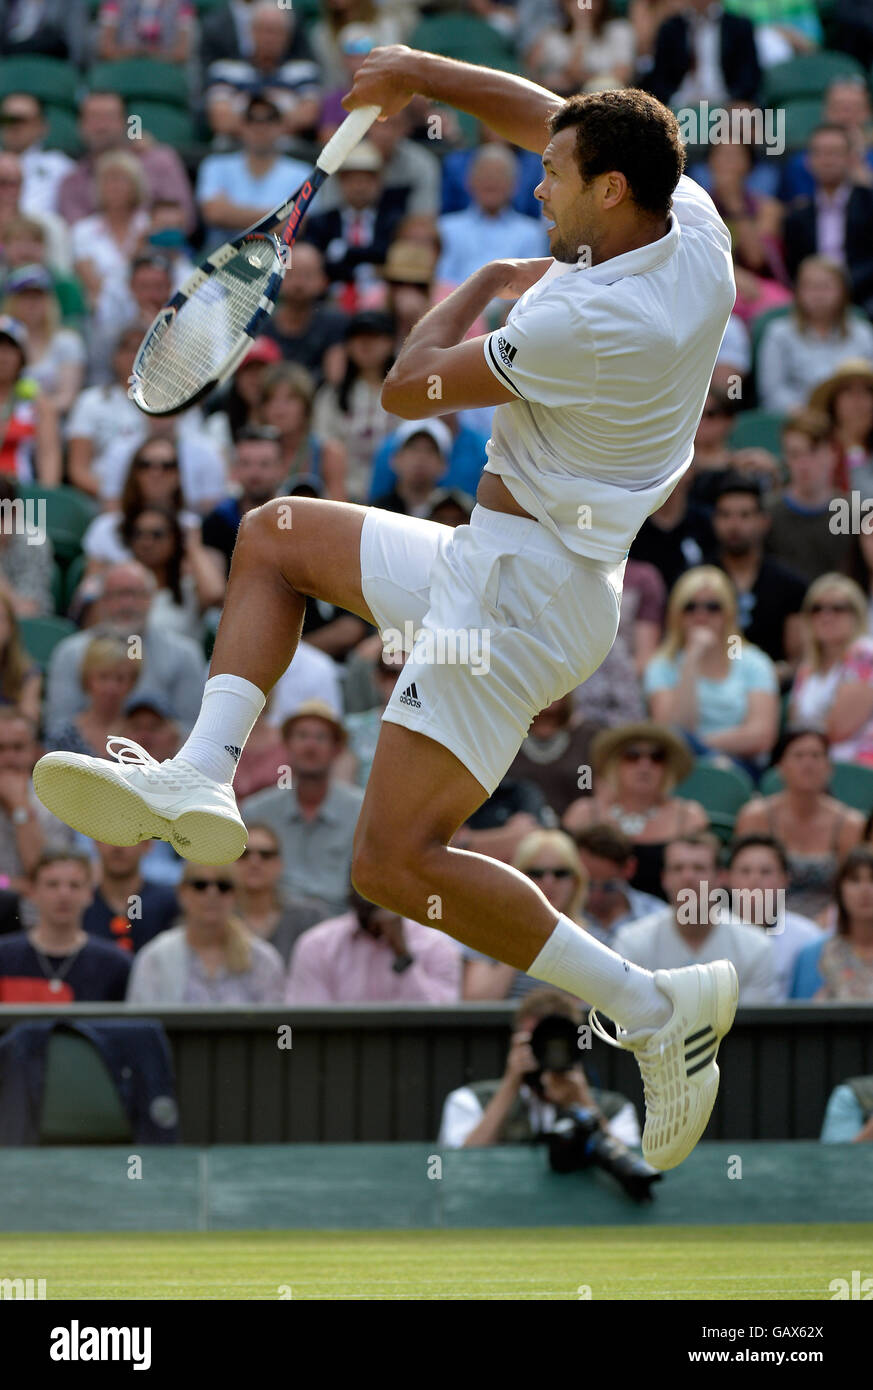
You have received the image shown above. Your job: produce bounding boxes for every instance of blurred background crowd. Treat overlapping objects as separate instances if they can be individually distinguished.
[1,0,873,1025]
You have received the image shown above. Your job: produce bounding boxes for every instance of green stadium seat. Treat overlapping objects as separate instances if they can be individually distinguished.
[409,13,520,74]
[88,59,190,110]
[782,98,826,153]
[763,51,867,105]
[17,485,98,547]
[828,762,873,815]
[0,56,79,110]
[18,615,76,669]
[61,551,87,613]
[757,766,783,797]
[674,759,755,842]
[42,104,81,158]
[135,101,196,151]
[728,409,786,455]
[40,1031,132,1145]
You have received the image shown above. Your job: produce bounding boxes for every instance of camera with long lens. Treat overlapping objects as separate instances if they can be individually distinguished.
[527,1013,663,1204]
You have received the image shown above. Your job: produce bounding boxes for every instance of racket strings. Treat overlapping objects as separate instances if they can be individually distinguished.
[131,239,280,414]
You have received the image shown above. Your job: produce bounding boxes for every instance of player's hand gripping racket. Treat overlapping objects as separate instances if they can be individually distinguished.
[128,104,382,416]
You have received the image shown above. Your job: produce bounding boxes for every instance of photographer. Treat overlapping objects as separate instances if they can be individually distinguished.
[438,988,640,1149]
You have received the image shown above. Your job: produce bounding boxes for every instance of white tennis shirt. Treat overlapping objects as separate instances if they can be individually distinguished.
[481,175,736,564]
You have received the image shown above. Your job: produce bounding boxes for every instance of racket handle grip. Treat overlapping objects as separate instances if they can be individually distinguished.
[316,105,382,176]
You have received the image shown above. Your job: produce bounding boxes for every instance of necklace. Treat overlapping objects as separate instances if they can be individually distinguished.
[523,729,570,764]
[608,803,661,837]
[30,935,87,993]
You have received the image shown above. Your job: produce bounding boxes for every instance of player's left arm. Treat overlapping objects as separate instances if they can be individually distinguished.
[381,258,552,418]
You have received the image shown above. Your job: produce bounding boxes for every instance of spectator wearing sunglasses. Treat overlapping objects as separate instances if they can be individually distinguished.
[232,822,328,967]
[80,438,199,572]
[463,830,590,1002]
[119,503,226,646]
[642,566,781,781]
[126,861,285,1003]
[788,574,873,768]
[564,723,709,902]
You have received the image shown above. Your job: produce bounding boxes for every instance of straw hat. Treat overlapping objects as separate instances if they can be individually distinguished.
[591,722,693,784]
[808,358,873,414]
[280,698,346,745]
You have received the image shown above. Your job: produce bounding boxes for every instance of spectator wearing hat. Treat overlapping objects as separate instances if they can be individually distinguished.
[765,410,850,584]
[371,418,452,517]
[196,95,312,251]
[0,314,60,485]
[507,694,604,820]
[735,728,864,925]
[201,426,287,574]
[788,573,873,769]
[0,475,54,617]
[240,699,364,912]
[259,361,348,501]
[302,140,406,308]
[204,2,321,144]
[262,243,349,383]
[708,473,808,677]
[58,91,196,234]
[369,408,489,504]
[757,259,873,417]
[436,146,549,288]
[782,124,873,318]
[808,358,873,495]
[613,834,778,1004]
[311,310,399,501]
[571,822,666,944]
[232,821,329,966]
[643,565,781,781]
[1,264,85,418]
[564,722,709,902]
[46,634,142,758]
[286,884,461,1004]
[0,92,74,218]
[83,839,180,956]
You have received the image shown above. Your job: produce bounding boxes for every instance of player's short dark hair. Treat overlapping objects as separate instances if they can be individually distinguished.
[714,472,763,508]
[548,89,686,219]
[727,834,789,875]
[30,850,92,882]
[571,822,634,864]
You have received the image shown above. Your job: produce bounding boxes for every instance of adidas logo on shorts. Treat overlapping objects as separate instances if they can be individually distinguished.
[399,682,422,709]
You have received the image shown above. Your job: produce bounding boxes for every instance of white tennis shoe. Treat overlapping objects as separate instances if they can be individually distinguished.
[32,737,247,865]
[590,959,739,1171]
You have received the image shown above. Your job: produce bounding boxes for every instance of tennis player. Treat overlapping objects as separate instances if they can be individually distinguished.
[34,49,739,1170]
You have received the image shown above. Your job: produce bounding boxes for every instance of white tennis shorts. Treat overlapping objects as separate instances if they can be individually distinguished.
[359,504,625,795]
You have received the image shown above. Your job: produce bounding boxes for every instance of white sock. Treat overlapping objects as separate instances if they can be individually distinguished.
[174,674,266,784]
[529,914,672,1033]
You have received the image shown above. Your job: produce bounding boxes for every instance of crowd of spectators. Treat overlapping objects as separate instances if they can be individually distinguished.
[1,0,873,1019]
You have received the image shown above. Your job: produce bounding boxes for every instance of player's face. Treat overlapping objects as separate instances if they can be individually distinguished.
[535,128,590,264]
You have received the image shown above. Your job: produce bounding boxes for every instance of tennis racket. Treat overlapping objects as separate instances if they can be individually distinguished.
[128,104,382,417]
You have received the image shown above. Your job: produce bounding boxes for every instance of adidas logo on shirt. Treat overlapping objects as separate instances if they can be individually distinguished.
[496,336,517,367]
[399,682,422,709]
[224,745,242,762]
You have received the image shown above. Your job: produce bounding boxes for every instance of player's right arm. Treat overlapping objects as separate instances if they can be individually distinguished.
[343,45,562,156]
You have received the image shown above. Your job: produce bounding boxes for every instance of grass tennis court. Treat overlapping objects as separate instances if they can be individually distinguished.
[5,1224,870,1299]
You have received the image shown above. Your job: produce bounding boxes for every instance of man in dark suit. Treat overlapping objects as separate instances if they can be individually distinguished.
[783,124,873,317]
[643,0,761,108]
[302,140,407,299]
